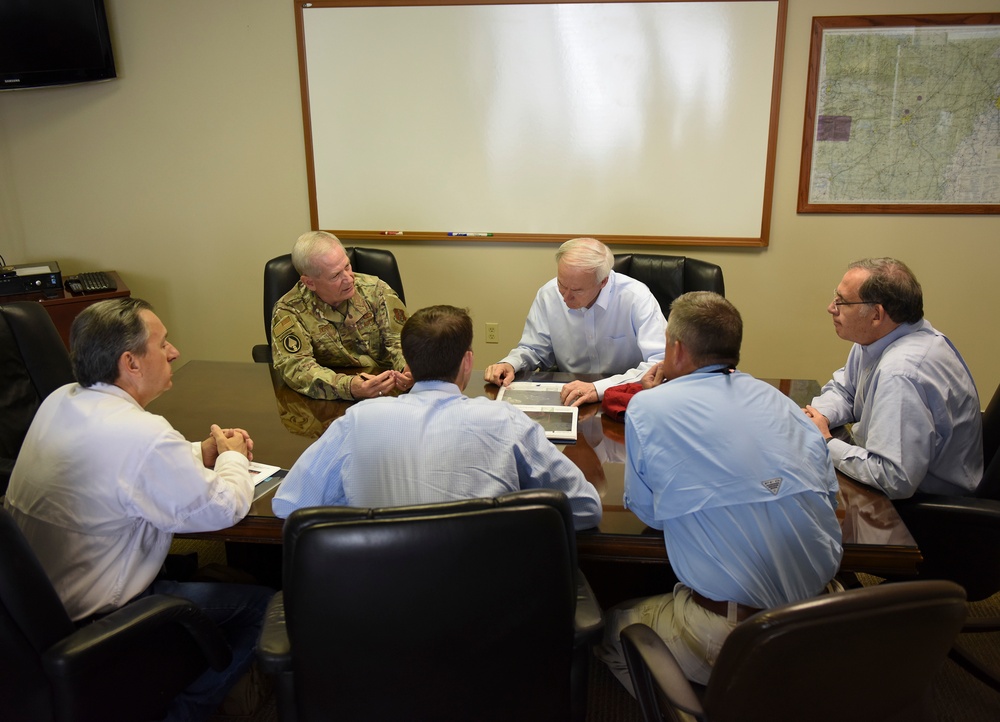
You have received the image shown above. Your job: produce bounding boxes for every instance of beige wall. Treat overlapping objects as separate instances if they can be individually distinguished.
[1,0,998,402]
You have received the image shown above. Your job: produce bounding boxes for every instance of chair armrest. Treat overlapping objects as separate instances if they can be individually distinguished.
[257,591,292,674]
[961,616,1000,633]
[40,595,231,722]
[43,594,231,677]
[574,571,604,647]
[894,496,1000,601]
[620,623,705,721]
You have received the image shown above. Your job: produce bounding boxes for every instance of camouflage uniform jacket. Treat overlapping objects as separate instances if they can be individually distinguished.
[271,274,407,400]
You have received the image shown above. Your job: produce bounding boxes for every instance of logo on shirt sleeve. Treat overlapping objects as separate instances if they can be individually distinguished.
[762,477,782,495]
[282,334,302,353]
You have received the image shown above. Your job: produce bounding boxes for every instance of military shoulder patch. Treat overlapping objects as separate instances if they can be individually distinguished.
[393,308,407,324]
[282,334,302,353]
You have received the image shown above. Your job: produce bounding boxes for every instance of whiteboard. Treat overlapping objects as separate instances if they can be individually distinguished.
[296,1,786,246]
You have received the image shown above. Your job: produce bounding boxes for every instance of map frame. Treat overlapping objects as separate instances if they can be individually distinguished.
[797,13,1000,215]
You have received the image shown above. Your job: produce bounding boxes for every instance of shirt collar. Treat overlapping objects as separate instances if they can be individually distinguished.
[862,319,926,358]
[692,363,737,376]
[589,270,616,312]
[79,381,145,409]
[410,380,463,396]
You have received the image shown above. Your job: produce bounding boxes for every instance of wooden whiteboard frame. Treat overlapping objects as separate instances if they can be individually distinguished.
[294,0,787,246]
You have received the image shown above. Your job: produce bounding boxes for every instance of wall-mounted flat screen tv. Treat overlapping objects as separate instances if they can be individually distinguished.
[0,0,116,90]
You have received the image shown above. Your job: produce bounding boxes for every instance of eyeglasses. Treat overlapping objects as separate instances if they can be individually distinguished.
[832,295,880,309]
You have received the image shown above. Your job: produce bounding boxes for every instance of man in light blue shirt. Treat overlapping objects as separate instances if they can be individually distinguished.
[597,292,842,690]
[273,305,602,529]
[805,258,982,499]
[484,237,665,407]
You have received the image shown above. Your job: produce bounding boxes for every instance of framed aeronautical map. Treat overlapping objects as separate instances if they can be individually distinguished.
[798,14,1000,214]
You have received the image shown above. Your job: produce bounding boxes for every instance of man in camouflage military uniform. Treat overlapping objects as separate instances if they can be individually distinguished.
[272,231,412,400]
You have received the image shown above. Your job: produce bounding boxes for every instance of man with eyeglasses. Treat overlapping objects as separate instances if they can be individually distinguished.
[804,258,983,500]
[272,231,412,400]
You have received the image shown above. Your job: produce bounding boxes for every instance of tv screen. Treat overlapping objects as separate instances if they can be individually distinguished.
[0,0,116,90]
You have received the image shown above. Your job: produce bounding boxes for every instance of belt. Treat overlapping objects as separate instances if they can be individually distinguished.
[689,589,762,623]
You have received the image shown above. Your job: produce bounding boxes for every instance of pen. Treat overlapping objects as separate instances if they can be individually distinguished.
[448,232,493,237]
[359,373,374,381]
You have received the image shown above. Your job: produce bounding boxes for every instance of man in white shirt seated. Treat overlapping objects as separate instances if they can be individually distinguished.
[804,257,983,499]
[273,304,602,529]
[484,237,666,407]
[4,297,271,722]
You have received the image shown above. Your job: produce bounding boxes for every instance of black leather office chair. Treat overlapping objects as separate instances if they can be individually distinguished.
[620,580,967,722]
[890,494,1000,693]
[252,247,406,363]
[612,254,724,316]
[0,505,232,721]
[257,490,604,722]
[885,381,1000,691]
[0,301,75,495]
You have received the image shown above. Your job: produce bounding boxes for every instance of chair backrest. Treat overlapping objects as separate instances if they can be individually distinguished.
[612,254,724,316]
[701,581,966,722]
[976,382,1000,500]
[0,505,78,720]
[254,247,406,362]
[281,489,578,722]
[0,302,75,494]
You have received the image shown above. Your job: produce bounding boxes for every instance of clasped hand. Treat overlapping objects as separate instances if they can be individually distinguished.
[201,424,253,467]
[351,368,414,399]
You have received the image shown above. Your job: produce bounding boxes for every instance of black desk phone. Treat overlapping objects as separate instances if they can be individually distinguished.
[65,271,117,295]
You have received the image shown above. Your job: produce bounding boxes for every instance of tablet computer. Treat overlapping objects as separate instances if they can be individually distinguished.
[511,404,578,443]
[495,381,565,406]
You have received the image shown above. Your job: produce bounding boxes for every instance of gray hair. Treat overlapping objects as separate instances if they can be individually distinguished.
[291,231,344,277]
[70,297,154,387]
[667,292,742,368]
[847,258,923,325]
[555,237,614,283]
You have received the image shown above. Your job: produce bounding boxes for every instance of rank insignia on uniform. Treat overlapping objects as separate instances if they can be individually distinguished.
[394,308,407,324]
[283,334,302,353]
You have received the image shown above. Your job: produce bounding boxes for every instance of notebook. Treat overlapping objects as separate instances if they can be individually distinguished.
[249,462,285,500]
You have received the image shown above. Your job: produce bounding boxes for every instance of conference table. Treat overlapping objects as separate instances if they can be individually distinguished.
[153,361,920,601]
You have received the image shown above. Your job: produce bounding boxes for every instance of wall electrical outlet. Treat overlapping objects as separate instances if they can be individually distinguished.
[485,322,500,344]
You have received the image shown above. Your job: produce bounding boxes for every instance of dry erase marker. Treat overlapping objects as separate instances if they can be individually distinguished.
[448,232,493,237]
[380,231,403,235]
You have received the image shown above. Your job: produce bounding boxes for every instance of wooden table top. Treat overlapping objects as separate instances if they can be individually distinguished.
[153,360,920,576]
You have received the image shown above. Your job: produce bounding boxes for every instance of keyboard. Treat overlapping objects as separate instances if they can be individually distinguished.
[66,271,117,294]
